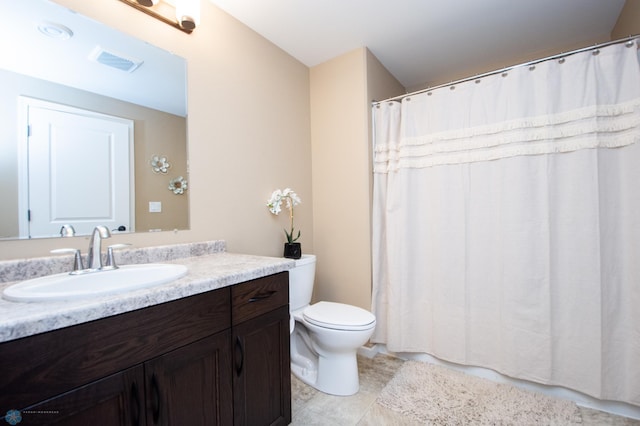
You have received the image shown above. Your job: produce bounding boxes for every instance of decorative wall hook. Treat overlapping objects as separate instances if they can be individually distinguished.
[151,155,171,174]
[168,176,188,194]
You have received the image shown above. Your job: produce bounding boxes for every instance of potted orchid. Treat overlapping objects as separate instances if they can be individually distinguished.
[267,188,302,259]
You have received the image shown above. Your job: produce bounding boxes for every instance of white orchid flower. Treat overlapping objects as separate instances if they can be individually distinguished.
[267,188,302,243]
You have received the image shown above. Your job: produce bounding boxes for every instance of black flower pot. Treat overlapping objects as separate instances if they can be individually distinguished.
[283,242,302,259]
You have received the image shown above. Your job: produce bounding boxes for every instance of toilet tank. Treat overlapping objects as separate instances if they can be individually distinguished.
[289,254,316,312]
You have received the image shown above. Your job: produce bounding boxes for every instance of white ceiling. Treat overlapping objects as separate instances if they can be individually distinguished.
[2,0,626,113]
[208,0,626,90]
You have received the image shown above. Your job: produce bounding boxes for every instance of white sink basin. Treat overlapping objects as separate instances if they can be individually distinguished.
[2,263,188,302]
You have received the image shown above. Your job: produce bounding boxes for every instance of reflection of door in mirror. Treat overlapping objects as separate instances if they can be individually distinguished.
[18,98,133,239]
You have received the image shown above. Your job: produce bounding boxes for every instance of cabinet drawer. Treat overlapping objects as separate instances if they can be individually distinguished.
[231,272,289,325]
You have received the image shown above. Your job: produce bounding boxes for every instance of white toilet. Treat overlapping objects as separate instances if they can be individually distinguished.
[289,254,376,396]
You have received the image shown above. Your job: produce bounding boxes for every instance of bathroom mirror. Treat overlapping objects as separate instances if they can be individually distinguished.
[0,0,189,240]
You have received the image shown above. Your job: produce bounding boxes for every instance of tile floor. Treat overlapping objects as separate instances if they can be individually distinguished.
[290,354,640,425]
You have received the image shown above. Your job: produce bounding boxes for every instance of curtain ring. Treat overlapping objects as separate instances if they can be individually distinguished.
[592,49,600,56]
[558,58,566,64]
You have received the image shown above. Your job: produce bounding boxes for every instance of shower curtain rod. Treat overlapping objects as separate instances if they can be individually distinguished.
[373,35,639,105]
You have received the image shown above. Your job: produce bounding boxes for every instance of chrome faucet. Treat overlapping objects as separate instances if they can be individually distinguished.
[87,225,111,270]
[51,226,129,275]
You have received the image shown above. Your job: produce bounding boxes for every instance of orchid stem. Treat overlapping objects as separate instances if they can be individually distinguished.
[289,207,294,238]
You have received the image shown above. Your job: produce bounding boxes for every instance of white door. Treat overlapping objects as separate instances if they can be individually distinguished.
[20,99,133,238]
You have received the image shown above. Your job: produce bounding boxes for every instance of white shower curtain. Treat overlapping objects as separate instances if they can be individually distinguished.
[371,41,640,405]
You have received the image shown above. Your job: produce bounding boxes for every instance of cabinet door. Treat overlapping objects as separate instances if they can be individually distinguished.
[144,331,233,426]
[20,366,145,425]
[233,305,291,426]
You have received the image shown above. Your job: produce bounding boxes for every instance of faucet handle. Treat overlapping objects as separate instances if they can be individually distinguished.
[51,248,84,274]
[103,243,132,270]
[59,224,76,237]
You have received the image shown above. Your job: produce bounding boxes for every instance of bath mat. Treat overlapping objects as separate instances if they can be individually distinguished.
[376,360,582,425]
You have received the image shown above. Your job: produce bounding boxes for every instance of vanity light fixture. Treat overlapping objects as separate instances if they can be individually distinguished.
[175,0,201,31]
[118,0,200,34]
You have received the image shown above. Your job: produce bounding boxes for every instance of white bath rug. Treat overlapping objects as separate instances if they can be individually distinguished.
[376,360,582,425]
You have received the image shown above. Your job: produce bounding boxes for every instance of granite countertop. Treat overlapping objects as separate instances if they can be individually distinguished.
[0,242,295,344]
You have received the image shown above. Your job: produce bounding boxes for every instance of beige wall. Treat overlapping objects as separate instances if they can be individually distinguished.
[309,49,368,308]
[612,0,640,39]
[0,0,312,259]
[309,48,403,310]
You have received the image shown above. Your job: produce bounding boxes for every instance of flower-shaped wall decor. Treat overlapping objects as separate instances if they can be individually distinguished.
[151,155,171,174]
[168,176,188,194]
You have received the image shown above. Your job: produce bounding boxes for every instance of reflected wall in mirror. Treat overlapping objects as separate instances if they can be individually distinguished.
[0,0,189,240]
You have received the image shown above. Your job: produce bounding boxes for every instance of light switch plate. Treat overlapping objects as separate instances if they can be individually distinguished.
[149,201,162,213]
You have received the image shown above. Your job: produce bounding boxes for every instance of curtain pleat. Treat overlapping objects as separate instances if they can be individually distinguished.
[371,41,640,405]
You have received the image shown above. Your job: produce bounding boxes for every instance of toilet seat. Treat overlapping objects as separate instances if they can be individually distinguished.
[303,301,376,331]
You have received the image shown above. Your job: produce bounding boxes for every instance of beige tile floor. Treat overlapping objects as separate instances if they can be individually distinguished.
[290,354,640,425]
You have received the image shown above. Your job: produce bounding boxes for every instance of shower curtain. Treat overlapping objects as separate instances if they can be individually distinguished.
[371,41,640,405]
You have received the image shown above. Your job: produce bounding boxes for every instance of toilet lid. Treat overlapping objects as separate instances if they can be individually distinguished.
[303,301,376,331]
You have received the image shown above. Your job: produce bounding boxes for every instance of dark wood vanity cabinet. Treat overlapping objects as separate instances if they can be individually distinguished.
[231,274,291,426]
[144,331,234,425]
[0,272,291,426]
[20,332,234,426]
[21,364,147,425]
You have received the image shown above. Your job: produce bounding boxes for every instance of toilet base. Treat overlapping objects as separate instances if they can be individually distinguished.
[291,351,360,396]
[316,352,359,396]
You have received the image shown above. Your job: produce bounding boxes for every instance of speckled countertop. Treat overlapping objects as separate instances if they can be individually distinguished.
[0,240,295,344]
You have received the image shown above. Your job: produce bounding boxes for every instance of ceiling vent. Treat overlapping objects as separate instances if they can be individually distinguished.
[89,46,143,73]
